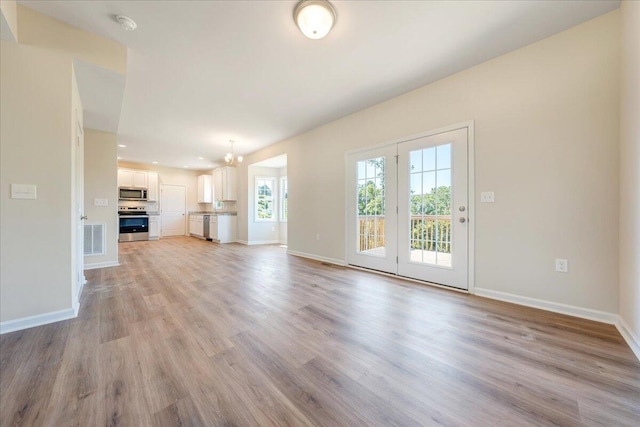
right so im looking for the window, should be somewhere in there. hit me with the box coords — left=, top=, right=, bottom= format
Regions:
left=280, top=177, right=288, bottom=221
left=255, top=177, right=276, bottom=221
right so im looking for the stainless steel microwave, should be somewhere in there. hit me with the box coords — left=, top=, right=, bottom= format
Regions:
left=119, top=187, right=148, bottom=201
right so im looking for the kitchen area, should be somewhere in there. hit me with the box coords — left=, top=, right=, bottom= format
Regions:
left=117, top=165, right=237, bottom=244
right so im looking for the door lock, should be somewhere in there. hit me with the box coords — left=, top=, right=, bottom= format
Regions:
left=459, top=206, right=466, bottom=212
left=459, top=217, right=466, bottom=223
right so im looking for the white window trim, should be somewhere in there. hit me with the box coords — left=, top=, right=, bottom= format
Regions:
left=255, top=176, right=277, bottom=222
left=280, top=176, right=288, bottom=223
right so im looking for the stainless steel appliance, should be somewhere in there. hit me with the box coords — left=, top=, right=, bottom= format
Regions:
left=203, top=214, right=211, bottom=240
left=119, top=187, right=148, bottom=201
left=118, top=206, right=149, bottom=242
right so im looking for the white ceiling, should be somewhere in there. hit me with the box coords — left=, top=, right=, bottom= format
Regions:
left=20, top=0, right=619, bottom=170
left=251, top=154, right=288, bottom=169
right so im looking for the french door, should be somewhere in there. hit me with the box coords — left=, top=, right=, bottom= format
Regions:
left=346, top=145, right=398, bottom=273
left=346, top=127, right=470, bottom=290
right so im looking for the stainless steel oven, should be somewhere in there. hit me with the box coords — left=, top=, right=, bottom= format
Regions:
left=118, top=207, right=149, bottom=242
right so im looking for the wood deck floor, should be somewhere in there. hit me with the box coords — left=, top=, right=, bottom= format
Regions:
left=1, top=237, right=639, bottom=426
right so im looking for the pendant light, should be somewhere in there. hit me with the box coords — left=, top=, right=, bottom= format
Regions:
left=293, top=0, right=337, bottom=40
left=224, top=140, right=243, bottom=166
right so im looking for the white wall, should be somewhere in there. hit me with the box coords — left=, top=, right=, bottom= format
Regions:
left=0, top=0, right=18, bottom=41
left=84, top=129, right=118, bottom=267
left=619, top=0, right=640, bottom=348
left=1, top=41, right=74, bottom=322
left=16, top=4, right=126, bottom=74
left=237, top=11, right=621, bottom=314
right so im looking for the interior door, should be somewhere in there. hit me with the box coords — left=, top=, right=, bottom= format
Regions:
left=397, top=128, right=468, bottom=289
left=161, top=184, right=186, bottom=236
left=346, top=145, right=398, bottom=274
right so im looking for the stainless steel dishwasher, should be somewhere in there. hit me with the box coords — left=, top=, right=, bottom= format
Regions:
left=202, top=214, right=211, bottom=240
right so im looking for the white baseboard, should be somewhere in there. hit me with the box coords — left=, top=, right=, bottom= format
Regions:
left=84, top=261, right=120, bottom=270
left=616, top=316, right=640, bottom=361
left=286, top=249, right=346, bottom=266
left=0, top=307, right=78, bottom=334
left=474, top=288, right=639, bottom=361
left=244, top=240, right=282, bottom=246
left=474, top=288, right=619, bottom=324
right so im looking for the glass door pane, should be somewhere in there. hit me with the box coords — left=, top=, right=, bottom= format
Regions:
left=357, top=157, right=386, bottom=257
left=409, top=144, right=452, bottom=267
left=346, top=145, right=398, bottom=274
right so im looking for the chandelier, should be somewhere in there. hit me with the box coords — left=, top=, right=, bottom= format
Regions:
left=224, top=140, right=243, bottom=166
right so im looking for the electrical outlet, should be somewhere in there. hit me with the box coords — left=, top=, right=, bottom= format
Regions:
left=271, top=226, right=275, bottom=232
left=555, top=258, right=568, bottom=273
left=481, top=191, right=495, bottom=203
left=316, top=233, right=320, bottom=241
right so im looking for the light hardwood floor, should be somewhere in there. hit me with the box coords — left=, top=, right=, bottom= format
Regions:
left=1, top=237, right=639, bottom=426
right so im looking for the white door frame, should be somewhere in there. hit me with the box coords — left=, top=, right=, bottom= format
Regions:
left=74, top=117, right=85, bottom=311
left=344, top=121, right=475, bottom=294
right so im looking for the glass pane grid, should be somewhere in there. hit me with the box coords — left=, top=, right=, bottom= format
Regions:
left=357, top=157, right=386, bottom=257
left=408, top=143, right=452, bottom=267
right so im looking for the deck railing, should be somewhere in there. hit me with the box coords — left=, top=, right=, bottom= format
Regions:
left=357, top=215, right=452, bottom=253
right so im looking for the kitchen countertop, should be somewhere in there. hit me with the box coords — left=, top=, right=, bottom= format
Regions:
left=188, top=211, right=237, bottom=216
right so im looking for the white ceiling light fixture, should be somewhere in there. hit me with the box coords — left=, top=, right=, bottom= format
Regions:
left=116, top=15, right=137, bottom=32
left=293, top=0, right=336, bottom=40
left=224, top=140, right=243, bottom=166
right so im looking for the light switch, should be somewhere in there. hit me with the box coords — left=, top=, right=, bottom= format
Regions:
left=481, top=191, right=495, bottom=203
left=11, top=184, right=37, bottom=200
left=94, top=198, right=109, bottom=206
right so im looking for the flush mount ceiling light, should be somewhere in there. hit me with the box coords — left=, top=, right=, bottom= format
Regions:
left=224, top=140, right=243, bottom=166
left=116, top=15, right=137, bottom=31
left=293, top=0, right=336, bottom=40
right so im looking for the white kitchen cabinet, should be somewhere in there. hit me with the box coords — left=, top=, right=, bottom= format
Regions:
left=197, top=174, right=212, bottom=203
left=189, top=214, right=204, bottom=238
left=118, top=168, right=151, bottom=189
left=209, top=215, right=236, bottom=243
left=149, top=215, right=160, bottom=240
left=147, top=172, right=159, bottom=202
left=213, top=167, right=237, bottom=201
left=117, top=169, right=133, bottom=187
left=189, top=216, right=197, bottom=235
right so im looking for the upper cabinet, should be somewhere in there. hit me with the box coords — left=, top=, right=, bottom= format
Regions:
left=118, top=168, right=159, bottom=203
left=197, top=174, right=213, bottom=203
left=213, top=166, right=237, bottom=201
left=118, top=169, right=147, bottom=188
left=147, top=172, right=159, bottom=202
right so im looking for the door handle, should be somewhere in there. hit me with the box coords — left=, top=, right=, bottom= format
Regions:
left=81, top=215, right=88, bottom=220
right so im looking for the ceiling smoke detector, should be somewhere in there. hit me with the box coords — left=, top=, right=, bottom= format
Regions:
left=116, top=15, right=137, bottom=31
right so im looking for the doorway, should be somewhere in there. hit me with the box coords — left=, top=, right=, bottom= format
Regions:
left=160, top=184, right=186, bottom=236
left=247, top=154, right=288, bottom=245
left=346, top=124, right=473, bottom=290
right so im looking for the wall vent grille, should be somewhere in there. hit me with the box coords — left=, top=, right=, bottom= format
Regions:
left=84, top=224, right=105, bottom=256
